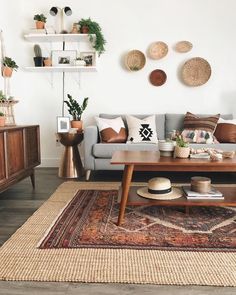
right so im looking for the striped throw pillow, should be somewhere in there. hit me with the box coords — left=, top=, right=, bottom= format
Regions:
left=183, top=112, right=220, bottom=132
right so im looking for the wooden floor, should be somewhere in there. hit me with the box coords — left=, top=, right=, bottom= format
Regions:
left=0, top=168, right=235, bottom=294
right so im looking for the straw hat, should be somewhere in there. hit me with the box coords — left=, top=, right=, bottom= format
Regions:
left=148, top=42, right=168, bottom=60
left=181, top=57, right=211, bottom=86
left=125, top=50, right=146, bottom=71
left=137, top=177, right=182, bottom=200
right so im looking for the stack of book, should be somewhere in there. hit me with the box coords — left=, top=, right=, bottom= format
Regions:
left=182, top=186, right=224, bottom=200
left=189, top=153, right=210, bottom=159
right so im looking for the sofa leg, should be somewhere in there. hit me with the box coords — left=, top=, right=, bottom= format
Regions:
left=86, top=170, right=91, bottom=181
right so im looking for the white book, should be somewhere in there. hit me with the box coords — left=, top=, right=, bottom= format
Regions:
left=182, top=186, right=224, bottom=200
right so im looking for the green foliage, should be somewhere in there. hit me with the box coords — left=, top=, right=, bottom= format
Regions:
left=0, top=112, right=4, bottom=117
left=64, top=94, right=89, bottom=121
left=34, top=44, right=42, bottom=57
left=78, top=18, right=106, bottom=56
left=175, top=135, right=189, bottom=148
left=3, top=57, right=18, bottom=71
left=0, top=90, right=6, bottom=102
left=34, top=14, right=47, bottom=23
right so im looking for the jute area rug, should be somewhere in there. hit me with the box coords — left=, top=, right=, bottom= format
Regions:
left=0, top=181, right=235, bottom=286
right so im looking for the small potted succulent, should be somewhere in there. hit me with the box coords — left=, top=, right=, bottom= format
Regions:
left=34, top=14, right=47, bottom=29
left=33, top=44, right=44, bottom=67
left=2, top=57, right=18, bottom=77
left=64, top=94, right=89, bottom=131
left=78, top=18, right=106, bottom=56
left=0, top=112, right=5, bottom=127
left=174, top=135, right=190, bottom=158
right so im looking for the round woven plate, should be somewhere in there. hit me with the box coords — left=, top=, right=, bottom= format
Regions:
left=125, top=50, right=146, bottom=71
left=149, top=69, right=167, bottom=86
left=148, top=42, right=168, bottom=60
left=175, top=41, right=193, bottom=53
left=181, top=57, right=211, bottom=86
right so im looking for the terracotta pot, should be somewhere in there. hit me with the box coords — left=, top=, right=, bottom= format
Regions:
left=36, top=21, right=45, bottom=29
left=44, top=58, right=52, bottom=67
left=71, top=120, right=83, bottom=131
left=0, top=116, right=5, bottom=127
left=2, top=66, right=13, bottom=78
left=81, top=26, right=89, bottom=34
left=174, top=146, right=190, bottom=158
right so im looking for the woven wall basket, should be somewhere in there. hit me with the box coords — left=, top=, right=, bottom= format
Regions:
left=125, top=50, right=146, bottom=71
left=148, top=41, right=168, bottom=60
left=175, top=41, right=193, bottom=53
left=181, top=57, right=211, bottom=86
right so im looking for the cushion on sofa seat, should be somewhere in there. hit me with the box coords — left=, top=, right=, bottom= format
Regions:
left=93, top=143, right=159, bottom=158
left=214, top=118, right=236, bottom=143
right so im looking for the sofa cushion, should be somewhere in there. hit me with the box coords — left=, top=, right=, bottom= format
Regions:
left=100, top=114, right=165, bottom=140
left=93, top=143, right=158, bottom=158
left=183, top=112, right=220, bottom=132
left=214, top=118, right=236, bottom=143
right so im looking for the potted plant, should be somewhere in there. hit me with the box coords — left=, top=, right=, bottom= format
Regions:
left=74, top=57, right=86, bottom=67
left=0, top=112, right=5, bottom=127
left=33, top=44, right=44, bottom=67
left=174, top=135, right=190, bottom=158
left=34, top=14, right=47, bottom=29
left=78, top=18, right=106, bottom=56
left=44, top=57, right=52, bottom=67
left=2, top=57, right=18, bottom=77
left=64, top=94, right=89, bottom=131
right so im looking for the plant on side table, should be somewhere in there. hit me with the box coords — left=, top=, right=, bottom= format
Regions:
left=0, top=112, right=5, bottom=127
left=34, top=13, right=47, bottom=29
left=64, top=94, right=89, bottom=131
left=174, top=135, right=190, bottom=158
left=78, top=18, right=106, bottom=56
left=2, top=57, right=18, bottom=78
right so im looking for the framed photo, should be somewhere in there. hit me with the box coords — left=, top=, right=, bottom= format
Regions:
left=80, top=51, right=95, bottom=66
left=57, top=116, right=70, bottom=133
left=52, top=50, right=77, bottom=66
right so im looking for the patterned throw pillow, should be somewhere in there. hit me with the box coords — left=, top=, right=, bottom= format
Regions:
left=95, top=116, right=127, bottom=143
left=181, top=129, right=218, bottom=144
left=183, top=112, right=220, bottom=132
left=214, top=118, right=236, bottom=143
left=126, top=115, right=158, bottom=143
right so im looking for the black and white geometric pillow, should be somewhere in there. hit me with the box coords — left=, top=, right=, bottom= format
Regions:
left=126, top=115, right=158, bottom=143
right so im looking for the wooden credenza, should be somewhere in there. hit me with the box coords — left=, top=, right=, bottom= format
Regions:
left=0, top=125, right=40, bottom=193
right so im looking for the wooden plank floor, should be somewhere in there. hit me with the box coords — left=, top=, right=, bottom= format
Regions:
left=0, top=168, right=235, bottom=294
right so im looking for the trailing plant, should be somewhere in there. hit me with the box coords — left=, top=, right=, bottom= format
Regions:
left=34, top=14, right=47, bottom=23
left=2, top=57, right=18, bottom=71
left=0, top=90, right=6, bottom=102
left=0, top=112, right=4, bottom=117
left=175, top=135, right=189, bottom=148
left=34, top=44, right=42, bottom=57
left=78, top=18, right=106, bottom=56
left=64, top=94, right=89, bottom=121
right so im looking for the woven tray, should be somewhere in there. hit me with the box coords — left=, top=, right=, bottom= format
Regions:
left=175, top=41, right=193, bottom=53
left=148, top=41, right=168, bottom=60
left=125, top=50, right=146, bottom=71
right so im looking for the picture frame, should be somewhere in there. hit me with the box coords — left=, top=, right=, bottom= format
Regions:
left=80, top=51, right=96, bottom=66
left=57, top=116, right=70, bottom=133
left=52, top=50, right=77, bottom=66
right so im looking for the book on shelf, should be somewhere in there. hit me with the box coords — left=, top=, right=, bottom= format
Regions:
left=190, top=153, right=210, bottom=159
left=182, top=186, right=224, bottom=200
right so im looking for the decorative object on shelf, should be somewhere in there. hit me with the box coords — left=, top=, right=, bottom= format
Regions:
left=64, top=94, right=89, bottom=131
left=80, top=52, right=95, bottom=66
left=33, top=44, right=44, bottom=67
left=78, top=18, right=106, bottom=56
left=74, top=57, right=86, bottom=67
left=49, top=7, right=72, bottom=33
left=174, top=134, right=190, bottom=158
left=175, top=41, right=193, bottom=53
left=57, top=116, right=70, bottom=133
left=0, top=112, right=5, bottom=127
left=149, top=69, right=167, bottom=86
left=52, top=50, right=77, bottom=66
left=2, top=56, right=18, bottom=77
left=71, top=23, right=79, bottom=34
left=125, top=50, right=146, bottom=71
left=190, top=176, right=211, bottom=194
left=44, top=57, right=52, bottom=67
left=181, top=57, right=211, bottom=86
left=34, top=14, right=47, bottom=29
left=148, top=41, right=168, bottom=59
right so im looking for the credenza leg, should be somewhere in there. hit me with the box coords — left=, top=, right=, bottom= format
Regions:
left=30, top=170, right=35, bottom=189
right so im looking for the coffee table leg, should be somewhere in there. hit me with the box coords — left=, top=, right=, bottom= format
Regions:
left=117, top=164, right=134, bottom=226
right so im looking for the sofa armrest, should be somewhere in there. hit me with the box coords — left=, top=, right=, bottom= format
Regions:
left=84, top=125, right=99, bottom=170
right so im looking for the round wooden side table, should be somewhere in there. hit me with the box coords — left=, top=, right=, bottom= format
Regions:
left=57, top=132, right=85, bottom=178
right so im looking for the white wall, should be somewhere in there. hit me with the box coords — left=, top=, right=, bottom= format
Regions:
left=1, top=0, right=236, bottom=166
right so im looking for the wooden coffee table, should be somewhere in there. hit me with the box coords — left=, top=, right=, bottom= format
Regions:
left=111, top=151, right=236, bottom=226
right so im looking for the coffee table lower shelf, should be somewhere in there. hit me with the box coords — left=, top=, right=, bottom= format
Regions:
left=118, top=186, right=236, bottom=207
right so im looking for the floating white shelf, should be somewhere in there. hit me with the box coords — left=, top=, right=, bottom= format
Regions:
left=24, top=33, right=95, bottom=43
left=24, top=66, right=97, bottom=72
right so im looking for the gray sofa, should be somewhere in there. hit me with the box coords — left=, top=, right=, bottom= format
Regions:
left=84, top=113, right=235, bottom=180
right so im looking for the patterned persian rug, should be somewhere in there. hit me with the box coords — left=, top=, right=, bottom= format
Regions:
left=39, top=189, right=236, bottom=251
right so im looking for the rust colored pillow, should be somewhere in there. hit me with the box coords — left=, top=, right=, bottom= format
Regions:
left=183, top=112, right=220, bottom=132
left=214, top=123, right=236, bottom=143
left=95, top=116, right=127, bottom=143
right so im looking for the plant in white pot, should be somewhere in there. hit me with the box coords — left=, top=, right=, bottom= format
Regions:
left=64, top=94, right=89, bottom=131
left=0, top=112, right=5, bottom=127
left=174, top=135, right=190, bottom=158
